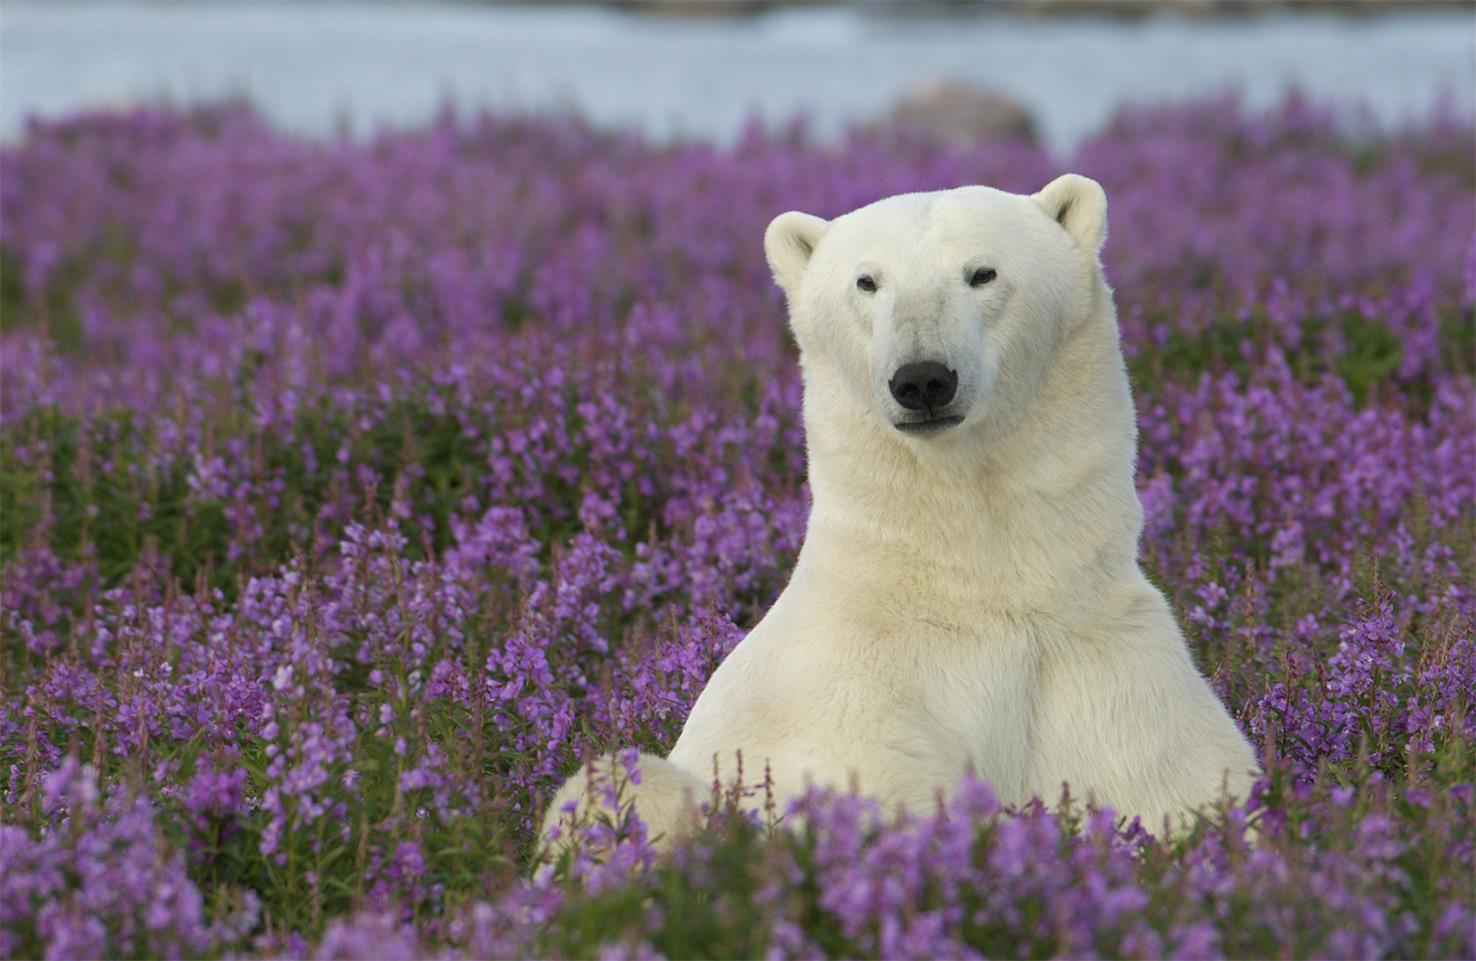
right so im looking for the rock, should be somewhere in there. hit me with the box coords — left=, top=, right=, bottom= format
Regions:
left=622, top=0, right=774, bottom=15
left=871, top=80, right=1037, bottom=147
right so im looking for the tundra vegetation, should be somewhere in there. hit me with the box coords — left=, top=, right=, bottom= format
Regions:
left=0, top=96, right=1472, bottom=959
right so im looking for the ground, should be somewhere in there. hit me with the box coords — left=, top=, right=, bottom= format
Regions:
left=0, top=96, right=1472, bottom=958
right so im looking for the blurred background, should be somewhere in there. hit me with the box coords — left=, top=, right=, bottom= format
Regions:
left=2, top=0, right=1472, bottom=156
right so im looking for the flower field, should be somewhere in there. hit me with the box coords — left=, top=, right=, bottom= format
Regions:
left=1, top=96, right=1473, bottom=959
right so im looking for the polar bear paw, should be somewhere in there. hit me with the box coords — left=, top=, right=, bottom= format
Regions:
left=538, top=750, right=707, bottom=867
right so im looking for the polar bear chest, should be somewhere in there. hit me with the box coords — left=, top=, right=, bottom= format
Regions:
left=668, top=601, right=1041, bottom=810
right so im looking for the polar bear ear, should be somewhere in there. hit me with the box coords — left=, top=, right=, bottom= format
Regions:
left=764, top=211, right=830, bottom=293
left=1032, top=174, right=1108, bottom=255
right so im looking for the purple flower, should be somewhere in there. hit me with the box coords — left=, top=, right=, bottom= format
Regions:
left=1, top=94, right=1472, bottom=959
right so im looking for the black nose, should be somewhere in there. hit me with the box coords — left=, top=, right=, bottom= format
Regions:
left=888, top=362, right=957, bottom=411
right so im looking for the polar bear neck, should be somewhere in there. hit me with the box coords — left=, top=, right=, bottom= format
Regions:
left=796, top=291, right=1144, bottom=613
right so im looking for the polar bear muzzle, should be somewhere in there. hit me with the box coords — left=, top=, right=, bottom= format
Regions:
left=888, top=361, right=964, bottom=434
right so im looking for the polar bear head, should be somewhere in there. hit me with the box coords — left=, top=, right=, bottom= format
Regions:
left=764, top=175, right=1110, bottom=458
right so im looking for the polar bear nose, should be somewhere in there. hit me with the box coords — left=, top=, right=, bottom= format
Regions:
left=888, top=362, right=958, bottom=411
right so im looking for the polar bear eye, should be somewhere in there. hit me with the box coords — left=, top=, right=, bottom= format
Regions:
left=856, top=275, right=878, bottom=293
left=969, top=267, right=998, bottom=287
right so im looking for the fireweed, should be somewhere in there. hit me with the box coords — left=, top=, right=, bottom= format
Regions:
left=0, top=95, right=1472, bottom=959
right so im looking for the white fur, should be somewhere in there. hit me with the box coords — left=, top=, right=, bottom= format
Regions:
left=540, top=176, right=1260, bottom=854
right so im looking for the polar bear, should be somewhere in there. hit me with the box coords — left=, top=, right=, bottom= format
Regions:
left=541, top=175, right=1260, bottom=854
